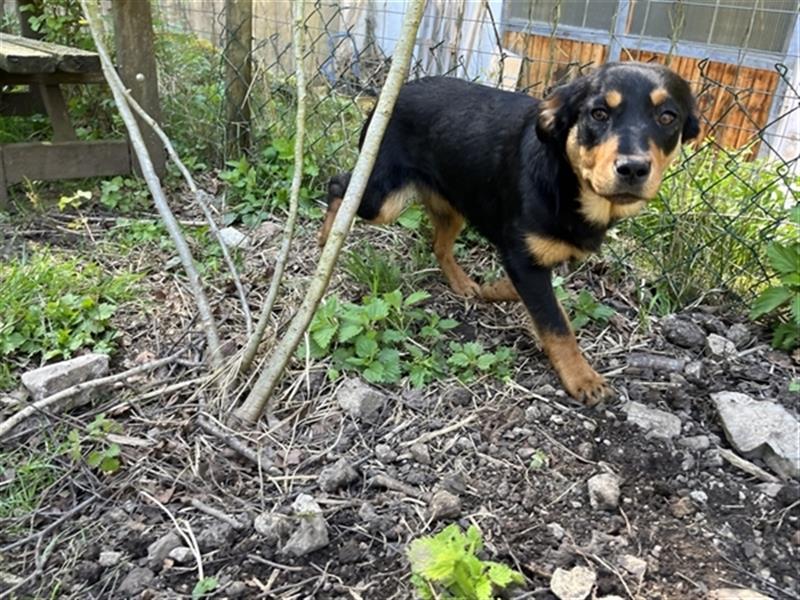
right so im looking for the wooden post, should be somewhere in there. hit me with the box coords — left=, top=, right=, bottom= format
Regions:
left=224, top=0, right=252, bottom=159
left=17, top=0, right=44, bottom=40
left=112, top=0, right=165, bottom=177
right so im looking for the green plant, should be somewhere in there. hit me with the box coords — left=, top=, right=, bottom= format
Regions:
left=408, top=524, right=524, bottom=600
left=0, top=249, right=137, bottom=362
left=344, top=244, right=404, bottom=295
left=750, top=236, right=800, bottom=351
left=21, top=1, right=93, bottom=49
left=447, top=341, right=514, bottom=383
left=192, top=577, right=218, bottom=599
left=553, top=276, right=615, bottom=330
left=64, top=414, right=123, bottom=474
left=0, top=451, right=57, bottom=519
left=99, top=176, right=151, bottom=213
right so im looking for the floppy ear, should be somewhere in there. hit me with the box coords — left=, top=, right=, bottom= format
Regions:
left=682, top=111, right=700, bottom=141
left=536, top=75, right=592, bottom=146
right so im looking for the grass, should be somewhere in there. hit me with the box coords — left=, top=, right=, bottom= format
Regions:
left=0, top=449, right=58, bottom=520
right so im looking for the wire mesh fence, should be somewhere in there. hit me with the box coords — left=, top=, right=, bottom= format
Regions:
left=153, top=1, right=799, bottom=307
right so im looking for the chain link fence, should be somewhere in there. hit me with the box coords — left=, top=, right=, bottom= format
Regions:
left=152, top=0, right=798, bottom=308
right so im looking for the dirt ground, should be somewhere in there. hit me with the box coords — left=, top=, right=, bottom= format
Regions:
left=1, top=203, right=798, bottom=600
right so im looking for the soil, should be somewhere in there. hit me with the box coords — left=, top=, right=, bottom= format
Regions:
left=0, top=205, right=798, bottom=600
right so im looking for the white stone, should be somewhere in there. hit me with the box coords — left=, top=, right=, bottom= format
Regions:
left=550, top=565, right=597, bottom=600
left=624, top=401, right=682, bottom=439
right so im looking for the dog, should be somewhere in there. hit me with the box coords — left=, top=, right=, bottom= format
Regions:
left=319, top=62, right=699, bottom=405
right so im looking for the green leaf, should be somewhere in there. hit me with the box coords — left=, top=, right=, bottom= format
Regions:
left=338, top=322, right=363, bottom=343
left=378, top=348, right=402, bottom=383
left=99, top=456, right=120, bottom=474
left=363, top=361, right=386, bottom=383
left=750, top=286, right=793, bottom=319
left=383, top=290, right=403, bottom=311
left=476, top=353, right=496, bottom=371
left=311, top=323, right=338, bottom=351
left=354, top=335, right=379, bottom=359
left=86, top=450, right=103, bottom=467
left=767, top=242, right=800, bottom=276
left=438, top=318, right=459, bottom=330
left=448, top=352, right=470, bottom=367
left=192, top=577, right=218, bottom=599
left=486, top=561, right=525, bottom=586
left=772, top=322, right=799, bottom=350
left=792, top=293, right=800, bottom=325
left=475, top=576, right=493, bottom=600
left=404, top=290, right=431, bottom=307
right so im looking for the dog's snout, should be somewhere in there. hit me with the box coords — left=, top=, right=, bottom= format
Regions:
left=615, top=157, right=651, bottom=184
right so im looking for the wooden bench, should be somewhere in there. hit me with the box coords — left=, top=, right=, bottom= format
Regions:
left=0, top=33, right=132, bottom=206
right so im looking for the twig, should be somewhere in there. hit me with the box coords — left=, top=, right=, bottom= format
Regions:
left=0, top=351, right=184, bottom=439
left=370, top=473, right=430, bottom=501
left=0, top=496, right=98, bottom=553
left=188, top=498, right=247, bottom=530
left=234, top=0, right=427, bottom=423
left=80, top=0, right=222, bottom=368
left=196, top=414, right=272, bottom=468
left=400, top=414, right=478, bottom=447
left=717, top=448, right=780, bottom=483
left=238, top=0, right=308, bottom=376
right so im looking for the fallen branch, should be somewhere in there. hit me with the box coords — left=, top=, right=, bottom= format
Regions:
left=81, top=0, right=222, bottom=367
left=0, top=351, right=184, bottom=439
left=238, top=0, right=308, bottom=376
left=234, top=0, right=426, bottom=423
left=717, top=448, right=780, bottom=483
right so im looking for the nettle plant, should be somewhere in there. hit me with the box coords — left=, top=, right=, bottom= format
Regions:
left=301, top=290, right=514, bottom=386
left=408, top=524, right=524, bottom=600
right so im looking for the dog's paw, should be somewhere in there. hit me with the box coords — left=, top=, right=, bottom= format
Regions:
left=450, top=276, right=482, bottom=298
left=562, top=367, right=614, bottom=406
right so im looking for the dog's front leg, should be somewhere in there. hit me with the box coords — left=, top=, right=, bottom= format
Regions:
left=502, top=248, right=613, bottom=406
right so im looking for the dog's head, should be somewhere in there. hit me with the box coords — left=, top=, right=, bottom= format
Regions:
left=537, top=62, right=699, bottom=207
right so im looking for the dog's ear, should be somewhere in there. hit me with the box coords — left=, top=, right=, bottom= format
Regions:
left=682, top=111, right=700, bottom=141
left=536, top=75, right=592, bottom=146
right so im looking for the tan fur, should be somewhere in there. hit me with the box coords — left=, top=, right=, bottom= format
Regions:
left=318, top=196, right=342, bottom=247
left=605, top=90, right=622, bottom=108
left=369, top=185, right=417, bottom=224
left=525, top=233, right=588, bottom=267
left=480, top=277, right=520, bottom=302
left=538, top=329, right=611, bottom=405
left=537, top=95, right=561, bottom=133
left=650, top=87, right=669, bottom=106
left=644, top=137, right=681, bottom=197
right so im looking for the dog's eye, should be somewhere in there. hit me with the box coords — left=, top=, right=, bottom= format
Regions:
left=591, top=108, right=609, bottom=122
left=658, top=111, right=677, bottom=126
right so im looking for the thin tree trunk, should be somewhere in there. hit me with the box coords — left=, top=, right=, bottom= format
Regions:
left=80, top=0, right=223, bottom=368
left=238, top=0, right=308, bottom=377
left=234, top=0, right=426, bottom=424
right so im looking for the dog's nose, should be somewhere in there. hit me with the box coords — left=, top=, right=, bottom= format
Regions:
left=615, top=157, right=651, bottom=184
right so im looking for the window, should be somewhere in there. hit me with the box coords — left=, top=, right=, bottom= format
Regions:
left=628, top=0, right=796, bottom=54
left=506, top=0, right=619, bottom=32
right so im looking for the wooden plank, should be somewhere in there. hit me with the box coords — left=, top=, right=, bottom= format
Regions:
left=38, top=84, right=76, bottom=142
left=0, top=34, right=100, bottom=73
left=0, top=71, right=105, bottom=85
left=2, top=140, right=131, bottom=184
left=0, top=38, right=57, bottom=73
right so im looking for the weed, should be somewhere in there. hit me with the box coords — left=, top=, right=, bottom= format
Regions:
left=344, top=244, right=404, bottom=295
left=0, top=249, right=137, bottom=362
left=0, top=451, right=57, bottom=519
left=447, top=341, right=514, bottom=383
left=192, top=577, right=218, bottom=599
left=408, top=524, right=524, bottom=600
left=553, top=276, right=616, bottom=330
left=64, top=414, right=124, bottom=475
left=99, top=176, right=151, bottom=214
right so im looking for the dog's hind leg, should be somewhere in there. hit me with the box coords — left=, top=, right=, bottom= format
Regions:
left=480, top=276, right=521, bottom=302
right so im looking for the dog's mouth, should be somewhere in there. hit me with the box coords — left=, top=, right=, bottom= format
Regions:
left=604, top=193, right=647, bottom=205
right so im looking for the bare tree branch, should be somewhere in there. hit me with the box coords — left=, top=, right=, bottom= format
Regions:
left=238, top=0, right=308, bottom=376
left=80, top=0, right=223, bottom=367
left=234, top=0, right=426, bottom=423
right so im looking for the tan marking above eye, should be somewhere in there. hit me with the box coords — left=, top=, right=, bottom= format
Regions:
left=605, top=90, right=622, bottom=108
left=650, top=87, right=669, bottom=106
left=525, top=233, right=589, bottom=267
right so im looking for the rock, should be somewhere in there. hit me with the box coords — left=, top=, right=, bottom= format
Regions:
left=678, top=435, right=711, bottom=451
left=21, top=353, right=109, bottom=410
left=318, top=458, right=358, bottom=492
left=619, top=554, right=647, bottom=579
left=712, top=391, right=800, bottom=479
left=196, top=522, right=235, bottom=552
left=336, top=379, right=386, bottom=423
left=706, top=333, right=737, bottom=358
left=707, top=589, right=772, bottom=600
left=587, top=473, right=621, bottom=510
left=98, top=550, right=122, bottom=567
left=147, top=531, right=181, bottom=567
left=623, top=402, right=682, bottom=439
left=254, top=220, right=281, bottom=241
left=550, top=565, right=597, bottom=600
left=547, top=522, right=566, bottom=541
left=168, top=546, right=193, bottom=563
left=689, top=490, right=708, bottom=504
left=375, top=443, right=396, bottom=463
left=792, top=530, right=800, bottom=546
left=218, top=226, right=250, bottom=249
left=427, top=489, right=461, bottom=520
left=410, top=442, right=431, bottom=465
left=281, top=494, right=329, bottom=557
left=756, top=483, right=783, bottom=498
left=254, top=512, right=292, bottom=545
left=74, top=561, right=102, bottom=585
left=670, top=496, right=695, bottom=518
left=726, top=323, right=752, bottom=348
left=661, top=316, right=705, bottom=348
left=683, top=360, right=705, bottom=383
left=117, top=567, right=154, bottom=597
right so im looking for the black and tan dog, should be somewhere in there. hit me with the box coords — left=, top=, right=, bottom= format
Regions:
left=319, top=62, right=699, bottom=405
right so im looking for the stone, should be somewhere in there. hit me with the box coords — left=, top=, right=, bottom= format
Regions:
left=98, top=550, right=122, bottom=568
left=410, top=442, right=431, bottom=465
left=756, top=483, right=783, bottom=498
left=254, top=512, right=291, bottom=545
left=726, top=323, right=752, bottom=348
left=547, top=522, right=566, bottom=540
left=587, top=473, right=621, bottom=510
left=374, top=443, right=396, bottom=463
left=712, top=391, right=800, bottom=479
left=550, top=565, right=597, bottom=600
left=336, top=379, right=386, bottom=423
left=670, top=496, right=695, bottom=518
left=689, top=490, right=708, bottom=504
left=318, top=458, right=358, bottom=492
left=147, top=531, right=182, bottom=567
left=281, top=494, right=329, bottom=557
left=168, top=546, right=193, bottom=563
left=196, top=522, right=235, bottom=552
left=21, top=353, right=109, bottom=410
left=117, top=567, right=154, bottom=597
left=678, top=435, right=711, bottom=451
left=661, top=316, right=705, bottom=348
left=623, top=402, right=682, bottom=439
left=706, top=334, right=737, bottom=358
left=683, top=360, right=705, bottom=383
left=218, top=226, right=250, bottom=249
left=707, top=589, right=772, bottom=600
left=619, top=554, right=647, bottom=579
left=427, top=489, right=461, bottom=520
